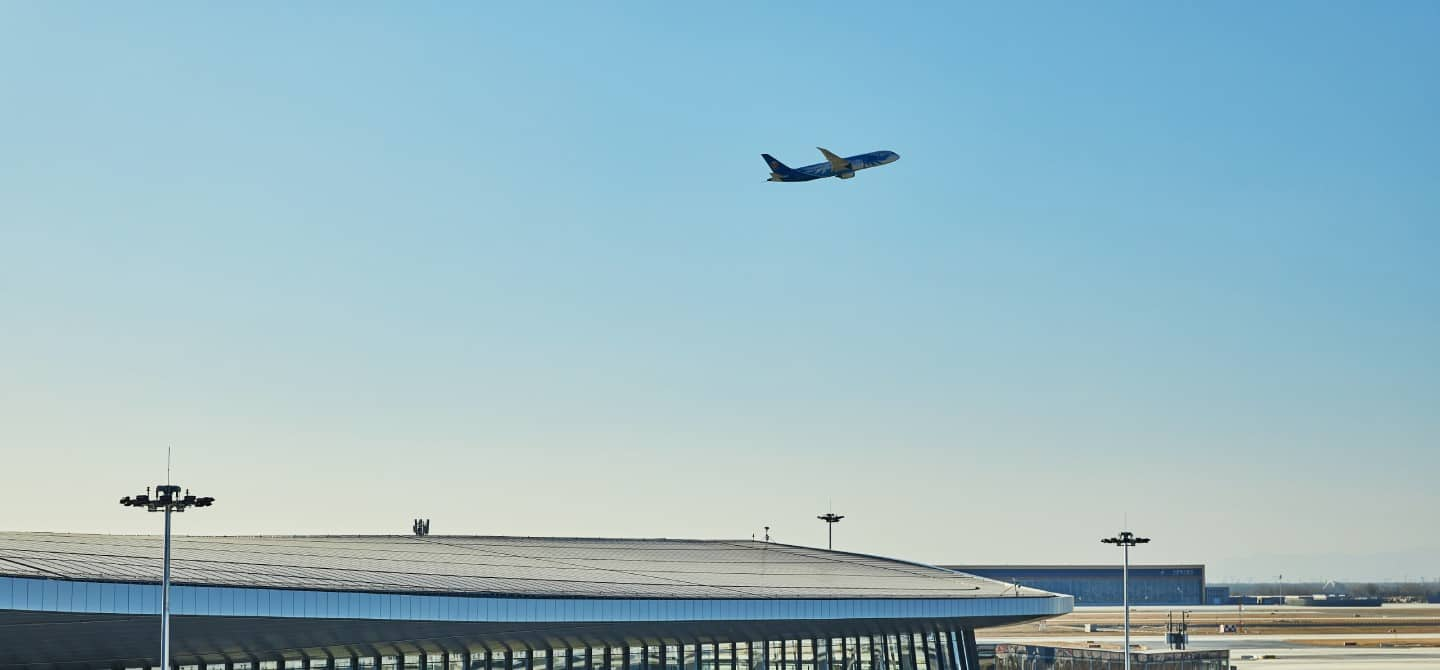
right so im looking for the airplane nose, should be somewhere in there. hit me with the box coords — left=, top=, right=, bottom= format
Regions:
left=889, top=152, right=900, bottom=161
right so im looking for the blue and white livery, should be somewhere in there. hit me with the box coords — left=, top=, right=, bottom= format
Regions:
left=762, top=147, right=900, bottom=182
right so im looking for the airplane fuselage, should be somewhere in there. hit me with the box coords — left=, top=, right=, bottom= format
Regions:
left=764, top=149, right=899, bottom=182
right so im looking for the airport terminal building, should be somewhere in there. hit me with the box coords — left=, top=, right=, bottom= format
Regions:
left=0, top=534, right=1071, bottom=670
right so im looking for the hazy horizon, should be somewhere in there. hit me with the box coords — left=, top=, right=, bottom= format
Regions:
left=3, top=3, right=1436, bottom=584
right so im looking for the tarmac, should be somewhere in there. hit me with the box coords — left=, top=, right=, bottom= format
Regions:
left=982, top=604, right=1440, bottom=669
left=984, top=633, right=1440, bottom=668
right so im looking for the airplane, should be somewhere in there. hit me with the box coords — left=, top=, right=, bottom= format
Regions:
left=762, top=147, right=900, bottom=182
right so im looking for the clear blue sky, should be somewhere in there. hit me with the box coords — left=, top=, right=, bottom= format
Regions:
left=2, top=3, right=1436, bottom=581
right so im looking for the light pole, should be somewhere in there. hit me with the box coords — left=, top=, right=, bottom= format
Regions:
left=1102, top=530, right=1150, bottom=670
left=121, top=485, right=215, bottom=670
left=1182, top=609, right=1191, bottom=649
left=817, top=513, right=844, bottom=550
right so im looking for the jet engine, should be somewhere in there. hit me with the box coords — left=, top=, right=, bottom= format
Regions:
left=837, top=171, right=856, bottom=179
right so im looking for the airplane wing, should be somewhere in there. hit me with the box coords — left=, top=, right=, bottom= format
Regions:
left=817, top=147, right=852, bottom=172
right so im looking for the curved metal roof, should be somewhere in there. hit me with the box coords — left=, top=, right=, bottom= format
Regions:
left=0, top=533, right=1035, bottom=600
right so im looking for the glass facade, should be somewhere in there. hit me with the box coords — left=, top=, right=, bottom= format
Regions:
left=1, top=579, right=1024, bottom=670
left=95, top=633, right=984, bottom=670
left=0, top=576, right=1070, bottom=623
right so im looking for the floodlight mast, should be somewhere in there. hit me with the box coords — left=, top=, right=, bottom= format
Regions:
left=1101, top=530, right=1150, bottom=670
left=120, top=485, right=215, bottom=670
left=817, top=513, right=844, bottom=550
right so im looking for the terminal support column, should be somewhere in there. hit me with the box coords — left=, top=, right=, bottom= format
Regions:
left=947, top=629, right=976, bottom=670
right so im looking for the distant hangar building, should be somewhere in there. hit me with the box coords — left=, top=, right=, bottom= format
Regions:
left=942, top=565, right=1205, bottom=607
left=0, top=534, right=1071, bottom=670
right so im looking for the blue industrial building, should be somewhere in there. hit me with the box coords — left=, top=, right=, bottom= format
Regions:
left=943, top=565, right=1205, bottom=607
left=1204, top=586, right=1231, bottom=605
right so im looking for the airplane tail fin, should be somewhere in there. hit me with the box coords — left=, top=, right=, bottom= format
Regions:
left=762, top=154, right=794, bottom=173
left=762, top=153, right=798, bottom=181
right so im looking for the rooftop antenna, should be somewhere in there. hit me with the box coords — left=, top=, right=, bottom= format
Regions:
left=167, top=446, right=172, bottom=486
